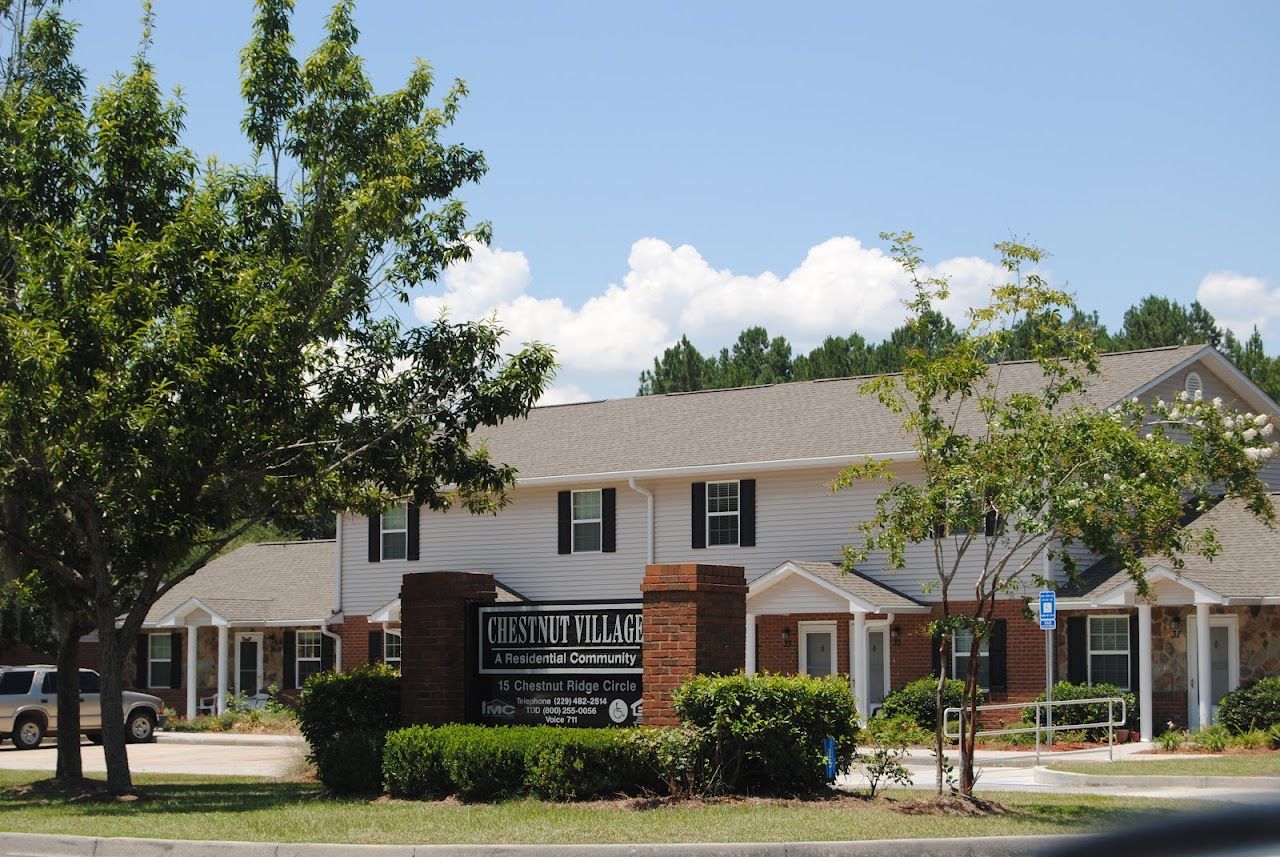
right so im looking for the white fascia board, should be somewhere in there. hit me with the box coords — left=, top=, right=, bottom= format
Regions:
left=153, top=596, right=230, bottom=628
left=514, top=451, right=918, bottom=487
left=369, top=597, right=402, bottom=624
left=748, top=561, right=930, bottom=615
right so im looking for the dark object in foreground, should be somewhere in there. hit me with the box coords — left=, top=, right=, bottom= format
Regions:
left=1043, top=800, right=1280, bottom=857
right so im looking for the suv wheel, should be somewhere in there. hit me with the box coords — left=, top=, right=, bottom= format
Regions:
left=12, top=716, right=44, bottom=750
left=126, top=710, right=156, bottom=743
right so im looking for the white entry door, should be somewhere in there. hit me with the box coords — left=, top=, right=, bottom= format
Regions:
left=1187, top=616, right=1239, bottom=729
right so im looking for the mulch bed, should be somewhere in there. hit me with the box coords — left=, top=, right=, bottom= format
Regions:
left=891, top=794, right=1009, bottom=816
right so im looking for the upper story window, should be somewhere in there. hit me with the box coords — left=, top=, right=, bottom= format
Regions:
left=572, top=490, right=602, bottom=553
left=707, top=480, right=740, bottom=546
left=149, top=633, right=173, bottom=688
left=1088, top=615, right=1130, bottom=689
left=381, top=505, right=408, bottom=561
left=384, top=631, right=402, bottom=668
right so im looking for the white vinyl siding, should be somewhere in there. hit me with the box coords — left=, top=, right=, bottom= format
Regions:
left=1088, top=615, right=1130, bottom=689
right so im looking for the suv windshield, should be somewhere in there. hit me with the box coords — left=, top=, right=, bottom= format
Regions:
left=0, top=670, right=35, bottom=695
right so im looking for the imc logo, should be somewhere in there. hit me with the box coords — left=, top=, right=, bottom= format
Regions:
left=482, top=699, right=515, bottom=717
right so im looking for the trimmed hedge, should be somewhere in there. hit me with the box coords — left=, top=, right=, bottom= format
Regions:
left=672, top=672, right=859, bottom=794
left=1024, top=681, right=1137, bottom=737
left=878, top=675, right=971, bottom=731
left=382, top=724, right=656, bottom=801
left=295, top=664, right=401, bottom=793
left=1219, top=677, right=1280, bottom=734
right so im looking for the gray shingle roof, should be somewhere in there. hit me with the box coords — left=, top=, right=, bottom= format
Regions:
left=477, top=345, right=1208, bottom=480
left=788, top=561, right=928, bottom=611
left=145, top=540, right=335, bottom=627
left=1068, top=495, right=1280, bottom=600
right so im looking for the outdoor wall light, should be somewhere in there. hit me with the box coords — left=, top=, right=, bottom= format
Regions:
left=891, top=626, right=902, bottom=646
left=1170, top=615, right=1182, bottom=638
left=781, top=627, right=791, bottom=646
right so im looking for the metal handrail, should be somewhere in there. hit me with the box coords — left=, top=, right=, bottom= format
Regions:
left=943, top=696, right=1128, bottom=764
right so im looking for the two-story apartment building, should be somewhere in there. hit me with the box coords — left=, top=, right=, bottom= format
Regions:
left=316, top=345, right=1280, bottom=739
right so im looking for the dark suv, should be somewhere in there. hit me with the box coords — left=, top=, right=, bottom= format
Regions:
left=0, top=666, right=166, bottom=750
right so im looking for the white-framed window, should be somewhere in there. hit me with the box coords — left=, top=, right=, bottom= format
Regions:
left=571, top=490, right=602, bottom=553
left=384, top=630, right=402, bottom=668
left=1088, top=615, right=1130, bottom=689
left=706, top=480, right=740, bottom=547
left=296, top=630, right=323, bottom=687
left=381, top=505, right=408, bottom=561
left=952, top=628, right=990, bottom=689
left=148, top=633, right=173, bottom=689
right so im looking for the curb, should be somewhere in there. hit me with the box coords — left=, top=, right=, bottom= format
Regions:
left=155, top=732, right=306, bottom=747
left=1034, top=766, right=1280, bottom=790
left=0, top=832, right=1079, bottom=857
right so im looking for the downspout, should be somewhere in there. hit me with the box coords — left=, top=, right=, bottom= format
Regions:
left=320, top=626, right=343, bottom=674
left=628, top=477, right=654, bottom=564
left=333, top=513, right=343, bottom=615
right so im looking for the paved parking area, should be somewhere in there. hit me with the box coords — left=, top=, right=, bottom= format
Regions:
left=0, top=740, right=303, bottom=777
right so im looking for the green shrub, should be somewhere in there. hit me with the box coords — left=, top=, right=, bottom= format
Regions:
left=1024, top=681, right=1136, bottom=739
left=295, top=663, right=401, bottom=760
left=1269, top=723, right=1280, bottom=750
left=1218, top=677, right=1280, bottom=734
left=672, top=672, right=859, bottom=794
left=1157, top=728, right=1187, bottom=751
left=381, top=723, right=652, bottom=801
left=624, top=727, right=714, bottom=797
left=857, top=715, right=925, bottom=798
left=1230, top=728, right=1271, bottom=750
left=1195, top=724, right=1230, bottom=752
left=315, top=729, right=385, bottom=794
left=382, top=725, right=450, bottom=798
left=878, top=676, right=971, bottom=731
left=295, top=663, right=400, bottom=791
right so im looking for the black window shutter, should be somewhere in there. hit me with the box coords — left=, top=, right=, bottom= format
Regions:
left=989, top=619, right=1008, bottom=693
left=739, top=479, right=756, bottom=547
left=557, top=491, right=572, bottom=554
left=170, top=631, right=183, bottom=689
left=691, top=482, right=707, bottom=549
left=1067, top=616, right=1087, bottom=684
left=601, top=488, right=617, bottom=553
left=320, top=633, right=336, bottom=673
left=283, top=630, right=296, bottom=689
left=368, top=513, right=381, bottom=563
left=369, top=630, right=383, bottom=665
left=1128, top=613, right=1140, bottom=692
left=136, top=636, right=148, bottom=688
left=931, top=631, right=942, bottom=677
left=407, top=505, right=420, bottom=561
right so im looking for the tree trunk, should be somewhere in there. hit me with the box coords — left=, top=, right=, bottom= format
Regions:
left=95, top=610, right=133, bottom=796
left=960, top=631, right=983, bottom=795
left=52, top=609, right=82, bottom=783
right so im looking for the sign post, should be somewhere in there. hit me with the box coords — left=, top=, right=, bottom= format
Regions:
left=1039, top=591, right=1056, bottom=747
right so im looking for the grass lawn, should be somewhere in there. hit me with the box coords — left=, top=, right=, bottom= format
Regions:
left=0, top=770, right=1206, bottom=845
left=1050, top=755, right=1280, bottom=778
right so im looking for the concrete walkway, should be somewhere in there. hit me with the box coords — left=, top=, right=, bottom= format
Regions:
left=0, top=739, right=304, bottom=777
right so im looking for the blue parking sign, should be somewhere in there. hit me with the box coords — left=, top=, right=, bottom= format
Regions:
left=1039, top=591, right=1056, bottom=630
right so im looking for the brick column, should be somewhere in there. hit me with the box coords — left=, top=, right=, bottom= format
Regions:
left=400, top=571, right=497, bottom=725
left=641, top=563, right=747, bottom=726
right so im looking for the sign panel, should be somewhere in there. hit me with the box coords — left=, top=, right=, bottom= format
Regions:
left=1038, top=590, right=1057, bottom=630
left=474, top=602, right=643, bottom=727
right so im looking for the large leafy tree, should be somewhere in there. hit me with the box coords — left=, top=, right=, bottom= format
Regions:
left=0, top=0, right=554, bottom=795
left=838, top=233, right=1275, bottom=796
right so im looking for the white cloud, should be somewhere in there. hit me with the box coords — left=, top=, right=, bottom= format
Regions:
left=413, top=237, right=1009, bottom=399
left=1196, top=272, right=1280, bottom=345
left=537, top=383, right=595, bottom=407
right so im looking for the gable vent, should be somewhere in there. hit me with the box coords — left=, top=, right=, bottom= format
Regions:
left=1184, top=371, right=1203, bottom=397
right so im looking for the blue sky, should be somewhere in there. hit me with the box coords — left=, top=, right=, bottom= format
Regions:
left=68, top=1, right=1279, bottom=401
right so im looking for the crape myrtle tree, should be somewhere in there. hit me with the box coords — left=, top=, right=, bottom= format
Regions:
left=0, top=0, right=555, bottom=795
left=838, top=233, right=1276, bottom=796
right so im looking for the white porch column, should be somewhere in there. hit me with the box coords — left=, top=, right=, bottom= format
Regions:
left=1137, top=605, right=1152, bottom=742
left=185, top=625, right=199, bottom=720
left=853, top=612, right=869, bottom=723
left=216, top=624, right=229, bottom=714
left=745, top=613, right=757, bottom=674
left=1196, top=603, right=1212, bottom=728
